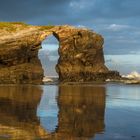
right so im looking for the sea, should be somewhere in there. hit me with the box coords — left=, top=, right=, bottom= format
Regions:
left=0, top=83, right=140, bottom=140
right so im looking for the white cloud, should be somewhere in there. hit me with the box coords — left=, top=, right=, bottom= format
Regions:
left=134, top=31, right=140, bottom=35
left=106, top=24, right=130, bottom=31
left=70, top=1, right=85, bottom=9
left=76, top=25, right=87, bottom=28
left=114, top=39, right=138, bottom=44
left=69, top=0, right=95, bottom=10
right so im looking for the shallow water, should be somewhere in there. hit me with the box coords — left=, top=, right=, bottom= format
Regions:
left=0, top=84, right=140, bottom=140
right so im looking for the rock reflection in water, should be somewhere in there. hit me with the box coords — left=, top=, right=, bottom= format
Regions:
left=37, top=86, right=59, bottom=133
left=0, top=85, right=48, bottom=140
left=55, top=85, right=106, bottom=139
left=0, top=85, right=106, bottom=140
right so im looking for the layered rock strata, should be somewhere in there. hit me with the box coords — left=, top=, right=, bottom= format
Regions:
left=0, top=23, right=120, bottom=84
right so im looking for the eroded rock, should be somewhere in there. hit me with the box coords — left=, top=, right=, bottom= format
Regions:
left=0, top=23, right=120, bottom=84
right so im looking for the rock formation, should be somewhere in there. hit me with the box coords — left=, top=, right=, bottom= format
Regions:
left=0, top=22, right=120, bottom=84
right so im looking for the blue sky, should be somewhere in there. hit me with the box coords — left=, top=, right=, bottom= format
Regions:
left=0, top=0, right=140, bottom=55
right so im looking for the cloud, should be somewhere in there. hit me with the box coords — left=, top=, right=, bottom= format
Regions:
left=106, top=24, right=130, bottom=31
left=69, top=0, right=96, bottom=10
left=0, top=0, right=70, bottom=22
left=69, top=0, right=85, bottom=9
left=1, top=0, right=140, bottom=24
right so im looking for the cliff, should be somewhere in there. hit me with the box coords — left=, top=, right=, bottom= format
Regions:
left=0, top=22, right=119, bottom=84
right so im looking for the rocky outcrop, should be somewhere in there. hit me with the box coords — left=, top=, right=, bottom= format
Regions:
left=0, top=22, right=120, bottom=84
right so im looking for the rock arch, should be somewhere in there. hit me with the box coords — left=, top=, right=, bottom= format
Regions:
left=38, top=34, right=59, bottom=77
left=0, top=24, right=120, bottom=84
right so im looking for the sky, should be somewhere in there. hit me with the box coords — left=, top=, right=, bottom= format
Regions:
left=0, top=0, right=140, bottom=55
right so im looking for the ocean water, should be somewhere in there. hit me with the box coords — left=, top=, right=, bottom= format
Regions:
left=0, top=84, right=140, bottom=140
left=105, top=54, right=140, bottom=75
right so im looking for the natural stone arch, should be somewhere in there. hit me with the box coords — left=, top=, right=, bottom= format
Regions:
left=0, top=24, right=120, bottom=84
left=38, top=34, right=59, bottom=77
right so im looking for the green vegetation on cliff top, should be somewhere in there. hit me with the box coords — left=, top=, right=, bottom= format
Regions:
left=39, top=25, right=55, bottom=31
left=0, top=22, right=29, bottom=32
left=0, top=22, right=54, bottom=33
left=0, top=22, right=28, bottom=27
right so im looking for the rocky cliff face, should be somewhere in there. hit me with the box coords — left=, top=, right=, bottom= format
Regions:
left=54, top=26, right=120, bottom=82
left=0, top=22, right=119, bottom=84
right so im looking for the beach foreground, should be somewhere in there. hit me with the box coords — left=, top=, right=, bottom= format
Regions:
left=0, top=83, right=139, bottom=140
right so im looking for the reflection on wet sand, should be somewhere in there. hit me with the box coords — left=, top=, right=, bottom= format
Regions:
left=55, top=85, right=106, bottom=140
left=0, top=85, right=106, bottom=140
left=0, top=85, right=48, bottom=140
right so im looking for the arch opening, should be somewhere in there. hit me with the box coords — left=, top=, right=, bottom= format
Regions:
left=38, top=35, right=59, bottom=80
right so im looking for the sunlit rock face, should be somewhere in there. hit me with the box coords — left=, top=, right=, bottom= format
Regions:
left=0, top=24, right=44, bottom=84
left=54, top=26, right=120, bottom=82
left=0, top=23, right=120, bottom=84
